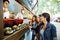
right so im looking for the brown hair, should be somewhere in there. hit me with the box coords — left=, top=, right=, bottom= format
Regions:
left=32, top=15, right=37, bottom=22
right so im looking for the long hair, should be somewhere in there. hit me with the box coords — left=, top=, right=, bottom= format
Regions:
left=32, top=15, right=37, bottom=22
left=42, top=13, right=50, bottom=22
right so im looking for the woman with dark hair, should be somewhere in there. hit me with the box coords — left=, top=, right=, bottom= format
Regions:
left=34, top=16, right=41, bottom=40
left=37, top=13, right=57, bottom=40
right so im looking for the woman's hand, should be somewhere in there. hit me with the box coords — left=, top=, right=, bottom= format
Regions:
left=34, top=36, right=38, bottom=40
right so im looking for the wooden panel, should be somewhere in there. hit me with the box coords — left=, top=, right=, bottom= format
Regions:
left=0, top=0, right=4, bottom=40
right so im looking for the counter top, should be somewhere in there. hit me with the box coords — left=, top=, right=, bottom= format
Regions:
left=3, top=24, right=29, bottom=40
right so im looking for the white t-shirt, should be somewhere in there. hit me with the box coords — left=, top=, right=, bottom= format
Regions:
left=3, top=11, right=10, bottom=18
left=3, top=8, right=10, bottom=18
left=40, top=29, right=44, bottom=40
left=16, top=12, right=23, bottom=19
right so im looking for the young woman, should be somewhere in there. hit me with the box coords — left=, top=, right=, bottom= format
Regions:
left=31, top=15, right=37, bottom=29
left=34, top=16, right=41, bottom=40
left=24, top=15, right=37, bottom=40
left=33, top=15, right=42, bottom=40
left=31, top=15, right=38, bottom=40
left=38, top=13, right=57, bottom=40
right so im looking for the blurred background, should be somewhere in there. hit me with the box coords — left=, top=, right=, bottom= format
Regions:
left=3, top=0, right=60, bottom=40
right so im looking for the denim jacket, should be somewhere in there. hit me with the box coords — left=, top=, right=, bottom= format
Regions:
left=38, top=22, right=57, bottom=40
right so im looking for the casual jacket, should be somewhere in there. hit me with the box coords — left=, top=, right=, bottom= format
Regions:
left=32, top=23, right=57, bottom=40
left=38, top=22, right=57, bottom=40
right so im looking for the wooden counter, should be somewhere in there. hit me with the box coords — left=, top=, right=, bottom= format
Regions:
left=3, top=25, right=29, bottom=40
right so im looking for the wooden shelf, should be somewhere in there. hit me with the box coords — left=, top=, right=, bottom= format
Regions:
left=3, top=25, right=29, bottom=40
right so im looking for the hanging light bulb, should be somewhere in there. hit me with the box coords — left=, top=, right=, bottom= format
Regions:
left=22, top=10, right=24, bottom=13
left=21, top=9, right=25, bottom=14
